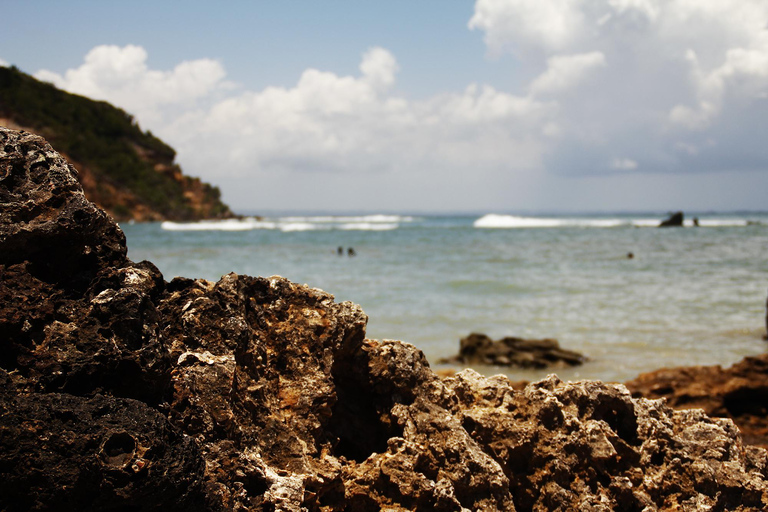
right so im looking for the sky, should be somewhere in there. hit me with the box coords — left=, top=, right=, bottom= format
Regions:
left=2, top=0, right=768, bottom=214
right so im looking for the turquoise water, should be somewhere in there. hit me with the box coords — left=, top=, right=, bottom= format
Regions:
left=121, top=213, right=768, bottom=383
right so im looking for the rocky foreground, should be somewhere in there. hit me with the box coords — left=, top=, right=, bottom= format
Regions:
left=2, top=126, right=768, bottom=511
left=626, top=355, right=768, bottom=450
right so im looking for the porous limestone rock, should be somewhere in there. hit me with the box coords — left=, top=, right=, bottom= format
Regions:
left=0, top=377, right=206, bottom=511
left=626, top=354, right=768, bottom=449
left=2, top=126, right=768, bottom=510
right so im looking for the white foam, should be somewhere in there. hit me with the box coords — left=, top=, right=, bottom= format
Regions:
left=691, top=219, right=749, bottom=227
left=339, top=223, right=399, bottom=231
left=473, top=214, right=761, bottom=229
left=161, top=214, right=407, bottom=232
left=473, top=214, right=630, bottom=229
left=161, top=218, right=276, bottom=231
left=630, top=218, right=752, bottom=228
left=280, top=214, right=412, bottom=224
left=279, top=222, right=319, bottom=232
left=631, top=219, right=664, bottom=228
left=474, top=214, right=563, bottom=228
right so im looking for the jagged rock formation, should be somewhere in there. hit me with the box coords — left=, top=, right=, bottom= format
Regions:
left=659, top=211, right=684, bottom=227
left=626, top=355, right=768, bottom=449
left=438, top=332, right=586, bottom=368
left=0, top=65, right=235, bottom=221
left=3, top=126, right=768, bottom=510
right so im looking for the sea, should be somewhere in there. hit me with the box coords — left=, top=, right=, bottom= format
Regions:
left=120, top=212, right=768, bottom=384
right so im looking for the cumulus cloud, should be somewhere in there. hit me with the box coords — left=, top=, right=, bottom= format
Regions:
left=359, top=47, right=399, bottom=91
left=38, top=44, right=558, bottom=209
left=529, top=52, right=606, bottom=96
left=0, top=58, right=9, bottom=67
left=31, top=0, right=768, bottom=210
left=168, top=50, right=551, bottom=180
left=35, top=45, right=228, bottom=126
left=611, top=158, right=639, bottom=171
left=469, top=0, right=585, bottom=56
left=470, top=0, right=768, bottom=177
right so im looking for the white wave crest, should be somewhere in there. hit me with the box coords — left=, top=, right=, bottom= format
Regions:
left=280, top=214, right=412, bottom=224
left=474, top=214, right=562, bottom=228
left=631, top=219, right=664, bottom=228
left=474, top=214, right=628, bottom=229
left=161, top=218, right=277, bottom=231
left=161, top=214, right=407, bottom=232
left=339, top=223, right=399, bottom=231
left=689, top=219, right=749, bottom=227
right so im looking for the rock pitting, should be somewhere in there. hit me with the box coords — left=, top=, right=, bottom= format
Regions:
left=2, top=126, right=768, bottom=510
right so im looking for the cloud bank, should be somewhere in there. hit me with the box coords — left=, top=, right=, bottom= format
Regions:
left=470, top=0, right=768, bottom=177
left=28, top=0, right=768, bottom=211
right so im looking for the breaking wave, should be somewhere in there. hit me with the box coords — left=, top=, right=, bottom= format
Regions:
left=161, top=215, right=410, bottom=232
left=474, top=214, right=759, bottom=229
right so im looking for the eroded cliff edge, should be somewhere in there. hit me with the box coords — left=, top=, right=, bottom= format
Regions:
left=2, top=126, right=768, bottom=511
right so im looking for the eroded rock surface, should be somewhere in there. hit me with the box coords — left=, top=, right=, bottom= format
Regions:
left=3, top=126, right=768, bottom=510
left=626, top=354, right=768, bottom=449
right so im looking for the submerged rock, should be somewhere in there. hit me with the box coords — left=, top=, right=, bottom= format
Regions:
left=2, top=126, right=768, bottom=510
left=438, top=332, right=587, bottom=368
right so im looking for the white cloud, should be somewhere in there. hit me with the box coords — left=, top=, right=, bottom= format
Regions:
left=470, top=0, right=768, bottom=177
left=169, top=53, right=551, bottom=180
left=0, top=58, right=8, bottom=67
left=38, top=44, right=555, bottom=210
left=35, top=45, right=228, bottom=126
left=359, top=47, right=399, bottom=91
left=28, top=0, right=768, bottom=211
left=610, top=157, right=638, bottom=170
left=469, top=0, right=585, bottom=55
left=529, top=52, right=606, bottom=96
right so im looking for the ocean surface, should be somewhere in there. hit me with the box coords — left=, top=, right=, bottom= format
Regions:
left=121, top=212, right=768, bottom=384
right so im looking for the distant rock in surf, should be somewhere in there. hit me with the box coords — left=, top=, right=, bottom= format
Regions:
left=438, top=332, right=587, bottom=368
left=659, top=211, right=684, bottom=227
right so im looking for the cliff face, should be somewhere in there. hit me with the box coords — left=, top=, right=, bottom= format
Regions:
left=2, top=126, right=768, bottom=511
left=0, top=65, right=234, bottom=222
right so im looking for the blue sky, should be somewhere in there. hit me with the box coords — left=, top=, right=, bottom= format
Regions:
left=2, top=1, right=768, bottom=213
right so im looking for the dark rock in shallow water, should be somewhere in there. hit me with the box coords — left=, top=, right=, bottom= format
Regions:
left=659, top=211, right=685, bottom=227
left=438, top=332, right=587, bottom=368
left=3, top=126, right=768, bottom=510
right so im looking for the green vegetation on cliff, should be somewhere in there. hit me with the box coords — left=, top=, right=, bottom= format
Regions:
left=0, top=65, right=234, bottom=221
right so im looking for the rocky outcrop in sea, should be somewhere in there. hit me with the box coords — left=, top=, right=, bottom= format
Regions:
left=438, top=332, right=587, bottom=368
left=659, top=211, right=684, bottom=227
left=2, top=126, right=768, bottom=510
